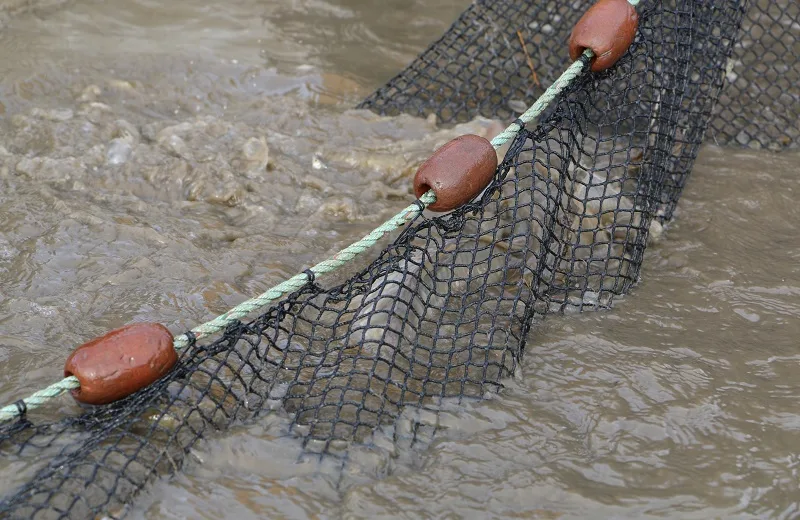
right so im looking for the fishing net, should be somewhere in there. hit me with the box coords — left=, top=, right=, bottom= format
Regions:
left=1, top=0, right=798, bottom=518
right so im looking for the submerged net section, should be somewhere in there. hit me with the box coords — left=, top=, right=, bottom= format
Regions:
left=1, top=0, right=798, bottom=518
left=359, top=0, right=799, bottom=151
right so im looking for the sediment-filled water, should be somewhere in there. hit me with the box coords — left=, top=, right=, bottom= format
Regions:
left=1, top=1, right=798, bottom=518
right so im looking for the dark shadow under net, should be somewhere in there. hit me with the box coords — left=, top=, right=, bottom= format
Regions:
left=1, top=0, right=798, bottom=518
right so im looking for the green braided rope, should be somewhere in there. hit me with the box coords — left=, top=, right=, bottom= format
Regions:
left=490, top=49, right=593, bottom=148
left=178, top=51, right=594, bottom=347
left=0, top=47, right=601, bottom=424
left=0, top=376, right=81, bottom=422
left=172, top=189, right=438, bottom=349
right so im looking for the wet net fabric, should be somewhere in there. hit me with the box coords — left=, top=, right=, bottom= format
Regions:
left=1, top=0, right=798, bottom=518
left=359, top=0, right=799, bottom=151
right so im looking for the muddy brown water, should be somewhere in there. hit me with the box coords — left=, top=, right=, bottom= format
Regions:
left=1, top=1, right=799, bottom=518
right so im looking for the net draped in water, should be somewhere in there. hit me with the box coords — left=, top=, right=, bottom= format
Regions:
left=1, top=0, right=798, bottom=518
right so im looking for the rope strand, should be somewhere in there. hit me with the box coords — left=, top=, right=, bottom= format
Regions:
left=0, top=48, right=596, bottom=424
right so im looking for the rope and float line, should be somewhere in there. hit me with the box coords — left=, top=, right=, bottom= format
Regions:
left=0, top=0, right=643, bottom=425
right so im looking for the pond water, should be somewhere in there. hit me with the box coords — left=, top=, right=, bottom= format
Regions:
left=0, top=0, right=798, bottom=518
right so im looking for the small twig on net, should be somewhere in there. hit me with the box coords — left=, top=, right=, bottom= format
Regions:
left=517, top=29, right=541, bottom=88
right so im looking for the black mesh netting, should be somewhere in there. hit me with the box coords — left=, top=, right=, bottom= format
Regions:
left=1, top=0, right=798, bottom=518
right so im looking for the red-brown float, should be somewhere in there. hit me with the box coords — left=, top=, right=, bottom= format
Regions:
left=569, top=0, right=639, bottom=73
left=413, top=134, right=498, bottom=213
left=64, top=322, right=178, bottom=405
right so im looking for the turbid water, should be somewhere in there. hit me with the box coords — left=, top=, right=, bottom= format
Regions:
left=0, top=1, right=799, bottom=519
